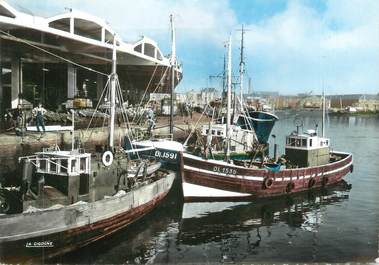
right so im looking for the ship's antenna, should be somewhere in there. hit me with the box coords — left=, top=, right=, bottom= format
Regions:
left=321, top=55, right=326, bottom=138
left=109, top=35, right=117, bottom=148
left=225, top=35, right=232, bottom=162
left=169, top=14, right=176, bottom=136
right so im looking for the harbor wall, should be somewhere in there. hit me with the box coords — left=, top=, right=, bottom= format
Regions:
left=0, top=125, right=189, bottom=170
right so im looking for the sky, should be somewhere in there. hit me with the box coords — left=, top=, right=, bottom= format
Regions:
left=9, top=0, right=379, bottom=95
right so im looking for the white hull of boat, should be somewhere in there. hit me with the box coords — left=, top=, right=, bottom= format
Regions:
left=182, top=182, right=251, bottom=199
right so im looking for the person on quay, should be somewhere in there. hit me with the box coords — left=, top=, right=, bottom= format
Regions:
left=32, top=103, right=46, bottom=134
left=146, top=116, right=155, bottom=137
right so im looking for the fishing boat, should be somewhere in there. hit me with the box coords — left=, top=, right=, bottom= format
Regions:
left=0, top=40, right=177, bottom=262
left=181, top=36, right=353, bottom=201
left=185, top=26, right=278, bottom=161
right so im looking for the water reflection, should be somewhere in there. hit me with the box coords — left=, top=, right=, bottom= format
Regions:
left=54, top=180, right=351, bottom=264
left=178, top=181, right=351, bottom=263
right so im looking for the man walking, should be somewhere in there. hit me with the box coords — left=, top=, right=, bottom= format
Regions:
left=32, top=103, right=46, bottom=134
left=146, top=116, right=155, bottom=137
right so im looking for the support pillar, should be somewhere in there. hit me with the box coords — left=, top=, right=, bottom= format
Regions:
left=0, top=38, right=4, bottom=130
left=67, top=63, right=77, bottom=99
left=11, top=57, right=20, bottom=109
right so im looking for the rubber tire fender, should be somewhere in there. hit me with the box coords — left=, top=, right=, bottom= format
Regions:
left=263, top=177, right=274, bottom=189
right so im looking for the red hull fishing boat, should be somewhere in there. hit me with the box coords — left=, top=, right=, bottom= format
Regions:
left=181, top=34, right=353, bottom=201
left=182, top=151, right=352, bottom=200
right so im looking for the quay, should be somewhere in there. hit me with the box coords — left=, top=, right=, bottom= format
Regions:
left=0, top=113, right=207, bottom=169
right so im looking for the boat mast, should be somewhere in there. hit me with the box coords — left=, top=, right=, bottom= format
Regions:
left=71, top=110, right=75, bottom=150
left=109, top=36, right=117, bottom=148
left=226, top=35, right=232, bottom=161
left=248, top=77, right=252, bottom=95
left=239, top=24, right=245, bottom=113
left=322, top=88, right=325, bottom=137
left=169, top=14, right=176, bottom=136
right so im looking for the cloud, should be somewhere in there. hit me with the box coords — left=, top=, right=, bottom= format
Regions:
left=244, top=0, right=379, bottom=94
left=8, top=0, right=379, bottom=94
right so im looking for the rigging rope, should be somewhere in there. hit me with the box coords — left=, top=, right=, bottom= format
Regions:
left=183, top=103, right=210, bottom=147
left=82, top=77, right=111, bottom=143
left=132, top=66, right=170, bottom=125
left=136, top=64, right=159, bottom=108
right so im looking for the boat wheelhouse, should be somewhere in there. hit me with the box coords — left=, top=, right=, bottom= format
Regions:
left=285, top=129, right=330, bottom=167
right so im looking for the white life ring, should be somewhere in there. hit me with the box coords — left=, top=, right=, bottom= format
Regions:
left=102, top=151, right=113, bottom=167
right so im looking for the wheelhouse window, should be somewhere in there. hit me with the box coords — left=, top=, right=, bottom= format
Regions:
left=310, top=139, right=313, bottom=147
left=61, top=159, right=68, bottom=174
left=50, top=159, right=57, bottom=173
left=289, top=137, right=296, bottom=146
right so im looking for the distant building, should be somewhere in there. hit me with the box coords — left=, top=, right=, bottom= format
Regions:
left=275, top=96, right=301, bottom=109
left=298, top=96, right=331, bottom=109
left=175, top=93, right=187, bottom=103
left=353, top=95, right=379, bottom=112
left=185, top=90, right=199, bottom=106
left=149, top=93, right=170, bottom=102
left=184, top=87, right=220, bottom=108
left=329, top=94, right=379, bottom=111
left=198, top=87, right=220, bottom=107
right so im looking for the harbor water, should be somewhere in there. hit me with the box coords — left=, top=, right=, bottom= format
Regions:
left=29, top=111, right=379, bottom=263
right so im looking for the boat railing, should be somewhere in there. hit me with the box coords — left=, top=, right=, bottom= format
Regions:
left=42, top=144, right=61, bottom=152
left=152, top=133, right=173, bottom=141
left=19, top=153, right=91, bottom=176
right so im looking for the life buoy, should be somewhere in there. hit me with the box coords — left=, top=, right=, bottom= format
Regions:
left=286, top=182, right=295, bottom=193
left=308, top=177, right=316, bottom=188
left=102, top=151, right=114, bottom=167
left=263, top=177, right=274, bottom=189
